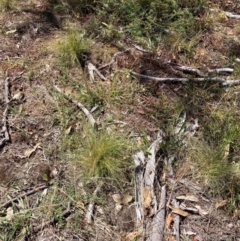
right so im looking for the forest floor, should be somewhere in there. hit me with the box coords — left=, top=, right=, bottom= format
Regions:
left=0, top=0, right=240, bottom=240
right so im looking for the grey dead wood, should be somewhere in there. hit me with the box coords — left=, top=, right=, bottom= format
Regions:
left=0, top=77, right=11, bottom=148
left=144, top=132, right=163, bottom=210
left=87, top=62, right=107, bottom=81
left=130, top=71, right=240, bottom=86
left=148, top=185, right=166, bottom=241
left=172, top=199, right=180, bottom=241
left=133, top=150, right=145, bottom=223
left=86, top=182, right=102, bottom=224
left=210, top=8, right=240, bottom=19
left=99, top=49, right=130, bottom=70
left=175, top=65, right=233, bottom=77
left=54, top=85, right=97, bottom=128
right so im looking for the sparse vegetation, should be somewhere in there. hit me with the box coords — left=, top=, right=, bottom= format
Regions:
left=1, top=0, right=240, bottom=240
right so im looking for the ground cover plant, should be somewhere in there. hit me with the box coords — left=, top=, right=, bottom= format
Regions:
left=0, top=0, right=240, bottom=240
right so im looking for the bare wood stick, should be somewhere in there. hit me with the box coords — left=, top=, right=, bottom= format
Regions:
left=175, top=66, right=204, bottom=77
left=210, top=8, right=240, bottom=19
left=54, top=85, right=97, bottom=128
left=172, top=199, right=180, bottom=241
left=132, top=44, right=149, bottom=53
left=0, top=77, right=11, bottom=148
left=133, top=151, right=145, bottom=222
left=175, top=66, right=233, bottom=77
left=86, top=182, right=102, bottom=224
left=87, top=62, right=107, bottom=81
left=208, top=68, right=234, bottom=75
left=224, top=11, right=240, bottom=19
left=130, top=71, right=225, bottom=83
left=0, top=184, right=49, bottom=209
left=99, top=49, right=130, bottom=70
left=151, top=185, right=166, bottom=241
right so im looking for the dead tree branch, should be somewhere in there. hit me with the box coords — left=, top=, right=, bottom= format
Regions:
left=130, top=71, right=240, bottom=86
left=86, top=182, right=102, bottom=224
left=87, top=62, right=107, bottom=81
left=175, top=65, right=233, bottom=77
left=0, top=77, right=11, bottom=148
left=54, top=85, right=97, bottom=128
left=150, top=185, right=166, bottom=241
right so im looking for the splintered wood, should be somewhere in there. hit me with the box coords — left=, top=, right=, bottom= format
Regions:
left=0, top=77, right=11, bottom=148
left=133, top=113, right=199, bottom=241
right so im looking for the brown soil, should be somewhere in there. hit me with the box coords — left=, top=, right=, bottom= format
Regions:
left=0, top=1, right=240, bottom=241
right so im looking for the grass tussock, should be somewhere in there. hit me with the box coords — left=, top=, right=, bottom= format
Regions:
left=0, top=0, right=15, bottom=10
left=55, top=29, right=92, bottom=68
left=75, top=128, right=131, bottom=182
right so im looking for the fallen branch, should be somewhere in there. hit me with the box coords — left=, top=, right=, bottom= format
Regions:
left=150, top=185, right=166, bottom=241
left=99, top=49, right=130, bottom=70
left=54, top=85, right=97, bottom=128
left=87, top=62, right=107, bottom=81
left=175, top=65, right=233, bottom=77
left=133, top=151, right=145, bottom=222
left=130, top=71, right=240, bottom=86
left=0, top=184, right=49, bottom=209
left=224, top=11, right=240, bottom=19
left=210, top=8, right=240, bottom=19
left=86, top=182, right=102, bottom=224
left=0, top=77, right=11, bottom=148
left=172, top=199, right=180, bottom=241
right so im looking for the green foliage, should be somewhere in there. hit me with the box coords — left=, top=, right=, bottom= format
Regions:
left=75, top=128, right=130, bottom=182
left=56, top=30, right=92, bottom=67
left=0, top=0, right=15, bottom=10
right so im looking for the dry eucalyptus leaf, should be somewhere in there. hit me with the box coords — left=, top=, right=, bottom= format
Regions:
left=125, top=230, right=141, bottom=241
left=112, top=193, right=133, bottom=205
left=112, top=194, right=122, bottom=204
left=176, top=195, right=198, bottom=202
left=115, top=203, right=122, bottom=212
left=215, top=200, right=227, bottom=209
left=166, top=213, right=173, bottom=229
left=122, top=194, right=133, bottom=205
left=11, top=92, right=24, bottom=101
left=24, top=143, right=41, bottom=158
left=195, top=205, right=208, bottom=216
left=167, top=204, right=188, bottom=217
left=65, top=126, right=73, bottom=135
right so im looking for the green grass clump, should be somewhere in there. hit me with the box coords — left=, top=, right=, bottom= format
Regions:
left=0, top=0, right=15, bottom=10
left=76, top=128, right=130, bottom=182
left=56, top=30, right=92, bottom=68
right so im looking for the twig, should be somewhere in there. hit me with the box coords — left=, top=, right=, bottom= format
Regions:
left=130, top=71, right=225, bottom=83
left=175, top=65, right=233, bottom=77
left=87, top=62, right=107, bottom=81
left=132, top=44, right=149, bottom=53
left=210, top=8, right=240, bottom=19
left=0, top=184, right=49, bottom=209
left=224, top=11, right=240, bottom=19
left=54, top=85, right=97, bottom=128
left=99, top=49, right=130, bottom=70
left=130, top=71, right=240, bottom=86
left=0, top=77, right=11, bottom=148
left=86, top=182, right=102, bottom=224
